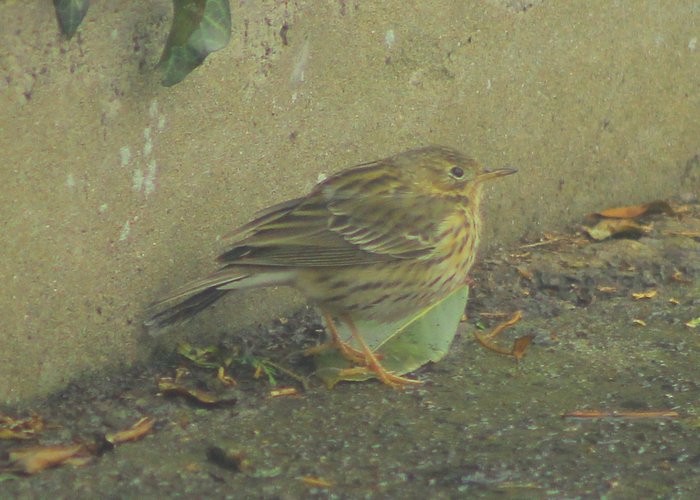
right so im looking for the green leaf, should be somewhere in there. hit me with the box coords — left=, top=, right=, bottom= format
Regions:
left=314, top=286, right=469, bottom=386
left=158, top=0, right=232, bottom=87
left=53, top=0, right=89, bottom=39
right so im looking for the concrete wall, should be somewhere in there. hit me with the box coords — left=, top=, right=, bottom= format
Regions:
left=1, top=1, right=698, bottom=402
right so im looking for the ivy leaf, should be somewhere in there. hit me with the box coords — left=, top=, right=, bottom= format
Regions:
left=158, top=0, right=232, bottom=87
left=53, top=0, right=89, bottom=39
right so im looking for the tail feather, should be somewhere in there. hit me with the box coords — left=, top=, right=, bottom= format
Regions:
left=144, top=268, right=296, bottom=331
left=145, top=287, right=229, bottom=330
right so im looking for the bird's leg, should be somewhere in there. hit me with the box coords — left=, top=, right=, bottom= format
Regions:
left=304, top=311, right=366, bottom=364
left=336, top=314, right=422, bottom=388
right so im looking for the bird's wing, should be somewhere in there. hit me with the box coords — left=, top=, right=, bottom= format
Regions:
left=218, top=188, right=445, bottom=267
left=326, top=191, right=443, bottom=259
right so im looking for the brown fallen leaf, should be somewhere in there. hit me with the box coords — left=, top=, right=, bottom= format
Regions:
left=217, top=367, right=237, bottom=386
left=105, top=417, right=155, bottom=445
left=0, top=413, right=44, bottom=440
left=594, top=200, right=674, bottom=219
left=671, top=270, right=692, bottom=283
left=473, top=311, right=531, bottom=360
left=632, top=290, right=657, bottom=300
left=4, top=443, right=91, bottom=474
left=300, top=476, right=333, bottom=488
left=583, top=219, right=651, bottom=241
left=269, top=387, right=299, bottom=398
left=157, top=377, right=237, bottom=407
left=512, top=334, right=536, bottom=361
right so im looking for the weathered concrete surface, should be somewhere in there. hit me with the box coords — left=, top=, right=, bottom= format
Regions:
left=1, top=1, right=698, bottom=402
left=1, top=201, right=697, bottom=497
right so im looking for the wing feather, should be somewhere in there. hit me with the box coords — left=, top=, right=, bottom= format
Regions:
left=218, top=165, right=450, bottom=267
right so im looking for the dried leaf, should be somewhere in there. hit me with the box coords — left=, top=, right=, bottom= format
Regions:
left=473, top=311, right=525, bottom=358
left=671, top=270, right=692, bottom=283
left=595, top=200, right=674, bottom=219
left=685, top=317, right=700, bottom=329
left=0, top=414, right=44, bottom=440
left=300, top=476, right=333, bottom=488
left=512, top=334, right=535, bottom=361
left=5, top=444, right=90, bottom=474
left=269, top=387, right=298, bottom=398
left=217, top=367, right=237, bottom=386
left=632, top=290, right=657, bottom=300
left=157, top=377, right=237, bottom=406
left=583, top=219, right=651, bottom=241
left=632, top=319, right=647, bottom=326
left=105, top=417, right=155, bottom=445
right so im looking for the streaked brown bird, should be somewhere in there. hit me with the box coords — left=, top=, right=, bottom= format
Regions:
left=146, top=145, right=516, bottom=387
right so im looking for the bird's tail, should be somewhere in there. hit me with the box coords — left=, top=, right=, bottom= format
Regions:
left=144, top=287, right=230, bottom=330
left=144, top=268, right=294, bottom=331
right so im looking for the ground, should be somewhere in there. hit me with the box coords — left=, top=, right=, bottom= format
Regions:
left=1, top=201, right=698, bottom=498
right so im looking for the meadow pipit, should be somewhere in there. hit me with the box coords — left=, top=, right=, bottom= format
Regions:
left=146, top=146, right=516, bottom=387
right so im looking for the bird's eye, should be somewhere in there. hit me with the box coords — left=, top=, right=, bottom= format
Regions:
left=449, top=166, right=464, bottom=179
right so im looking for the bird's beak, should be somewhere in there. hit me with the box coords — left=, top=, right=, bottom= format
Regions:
left=477, top=166, right=517, bottom=182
